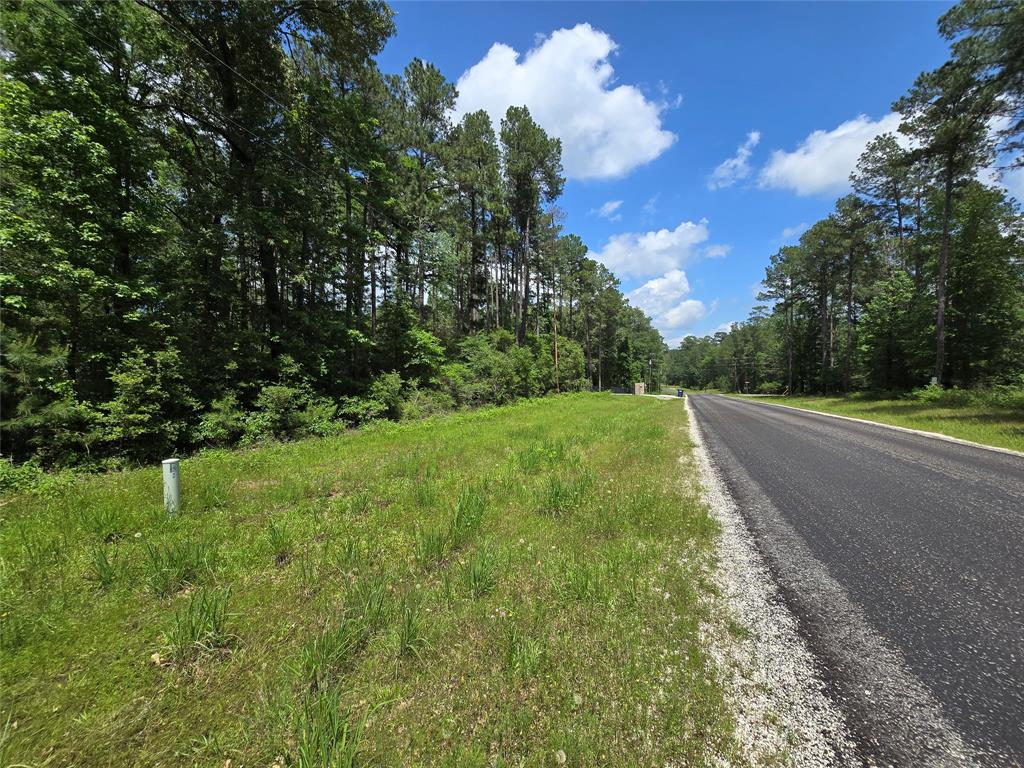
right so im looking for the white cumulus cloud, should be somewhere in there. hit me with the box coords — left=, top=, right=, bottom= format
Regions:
left=759, top=113, right=903, bottom=196
left=454, top=24, right=676, bottom=180
left=708, top=131, right=760, bottom=190
left=591, top=219, right=711, bottom=279
left=628, top=269, right=712, bottom=337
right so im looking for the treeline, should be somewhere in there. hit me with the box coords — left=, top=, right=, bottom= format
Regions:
left=0, top=0, right=664, bottom=468
left=668, top=0, right=1024, bottom=395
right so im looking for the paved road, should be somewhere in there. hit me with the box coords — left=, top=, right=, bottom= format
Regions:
left=688, top=394, right=1024, bottom=767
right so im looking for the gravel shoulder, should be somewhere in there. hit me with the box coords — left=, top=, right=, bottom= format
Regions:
left=689, top=393, right=1024, bottom=766
left=687, top=395, right=859, bottom=766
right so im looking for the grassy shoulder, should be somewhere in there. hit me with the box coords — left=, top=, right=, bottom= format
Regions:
left=0, top=393, right=741, bottom=767
left=729, top=390, right=1024, bottom=453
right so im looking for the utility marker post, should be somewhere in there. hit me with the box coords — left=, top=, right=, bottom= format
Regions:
left=162, top=458, right=181, bottom=515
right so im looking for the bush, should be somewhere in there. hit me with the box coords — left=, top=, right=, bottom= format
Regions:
left=100, top=346, right=198, bottom=462
left=400, top=387, right=454, bottom=421
left=243, top=386, right=344, bottom=443
left=368, top=372, right=404, bottom=420
left=299, top=397, right=345, bottom=437
left=756, top=380, right=783, bottom=395
left=195, top=394, right=245, bottom=447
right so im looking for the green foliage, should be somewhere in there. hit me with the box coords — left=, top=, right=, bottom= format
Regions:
left=195, top=395, right=246, bottom=447
left=413, top=524, right=449, bottom=570
left=1, top=0, right=665, bottom=471
left=100, top=347, right=198, bottom=463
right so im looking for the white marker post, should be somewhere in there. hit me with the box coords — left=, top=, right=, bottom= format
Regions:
left=162, top=458, right=181, bottom=515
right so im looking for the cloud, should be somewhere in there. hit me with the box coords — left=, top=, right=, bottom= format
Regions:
left=704, top=244, right=731, bottom=258
left=642, top=195, right=659, bottom=216
left=591, top=219, right=711, bottom=278
left=780, top=222, right=808, bottom=242
left=715, top=321, right=738, bottom=334
left=454, top=24, right=676, bottom=180
left=708, top=131, right=761, bottom=190
left=629, top=269, right=691, bottom=317
left=628, top=269, right=713, bottom=336
left=759, top=113, right=903, bottom=196
left=591, top=200, right=624, bottom=219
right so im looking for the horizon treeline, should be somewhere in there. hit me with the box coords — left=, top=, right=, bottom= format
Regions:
left=667, top=0, right=1024, bottom=396
left=0, top=0, right=665, bottom=468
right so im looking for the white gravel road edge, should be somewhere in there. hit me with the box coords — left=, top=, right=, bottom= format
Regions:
left=686, top=395, right=860, bottom=767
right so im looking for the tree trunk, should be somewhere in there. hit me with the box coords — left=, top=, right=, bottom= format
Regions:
left=518, top=213, right=530, bottom=345
left=935, top=158, right=954, bottom=386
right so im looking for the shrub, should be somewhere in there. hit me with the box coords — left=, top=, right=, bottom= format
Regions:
left=368, top=373, right=403, bottom=420
left=400, top=387, right=454, bottom=421
left=195, top=394, right=245, bottom=447
left=100, top=346, right=198, bottom=462
left=244, top=385, right=307, bottom=442
left=300, top=397, right=345, bottom=437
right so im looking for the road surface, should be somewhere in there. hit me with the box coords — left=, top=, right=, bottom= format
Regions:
left=688, top=394, right=1024, bottom=766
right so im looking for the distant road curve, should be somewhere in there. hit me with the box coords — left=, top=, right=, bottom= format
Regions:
left=688, top=394, right=1024, bottom=766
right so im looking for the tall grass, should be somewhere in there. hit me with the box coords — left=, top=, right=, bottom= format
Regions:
left=145, top=539, right=216, bottom=596
left=295, top=686, right=366, bottom=768
left=167, top=588, right=232, bottom=663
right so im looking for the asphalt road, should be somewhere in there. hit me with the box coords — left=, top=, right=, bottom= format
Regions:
left=688, top=394, right=1024, bottom=767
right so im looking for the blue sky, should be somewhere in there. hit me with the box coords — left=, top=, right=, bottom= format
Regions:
left=376, top=1, right=968, bottom=344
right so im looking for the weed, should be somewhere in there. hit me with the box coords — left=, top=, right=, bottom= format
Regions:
left=267, top=519, right=294, bottom=565
left=536, top=471, right=593, bottom=517
left=88, top=545, right=120, bottom=590
left=502, top=622, right=546, bottom=679
left=554, top=558, right=608, bottom=604
left=145, top=539, right=216, bottom=597
left=395, top=592, right=427, bottom=659
left=295, top=686, right=366, bottom=768
left=18, top=526, right=65, bottom=571
left=332, top=538, right=364, bottom=575
left=348, top=491, right=372, bottom=517
left=450, top=485, right=485, bottom=543
left=347, top=573, right=388, bottom=630
left=413, top=524, right=449, bottom=569
left=300, top=619, right=365, bottom=690
left=414, top=479, right=438, bottom=509
left=80, top=505, right=121, bottom=541
left=298, top=547, right=318, bottom=590
left=167, top=588, right=232, bottom=663
left=463, top=546, right=497, bottom=599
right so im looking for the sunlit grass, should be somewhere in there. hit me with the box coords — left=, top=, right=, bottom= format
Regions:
left=0, top=393, right=741, bottom=766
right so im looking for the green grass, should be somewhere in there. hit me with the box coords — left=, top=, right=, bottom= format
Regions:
left=731, top=392, right=1024, bottom=452
left=0, top=393, right=743, bottom=766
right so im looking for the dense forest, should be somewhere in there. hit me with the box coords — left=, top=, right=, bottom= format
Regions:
left=667, top=0, right=1024, bottom=396
left=0, top=0, right=665, bottom=468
